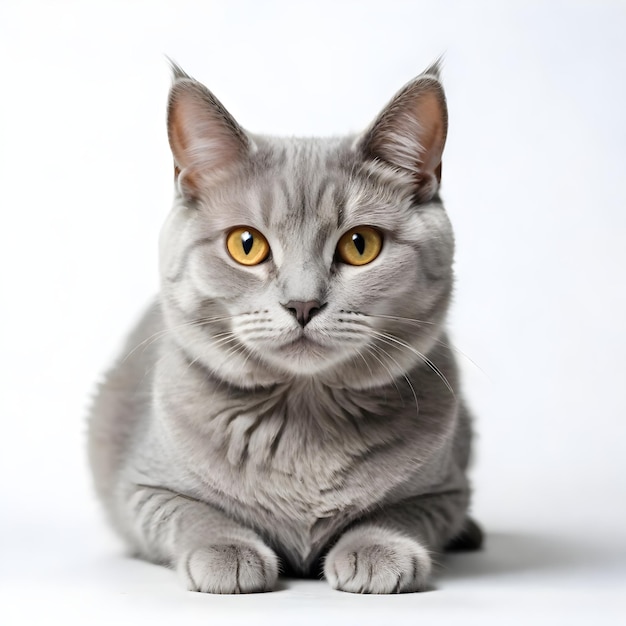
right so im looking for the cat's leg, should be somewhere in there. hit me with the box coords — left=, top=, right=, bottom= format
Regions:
left=324, top=489, right=469, bottom=593
left=121, top=484, right=279, bottom=594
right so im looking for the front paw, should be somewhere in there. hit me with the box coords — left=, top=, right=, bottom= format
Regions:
left=324, top=526, right=431, bottom=594
left=178, top=540, right=278, bottom=594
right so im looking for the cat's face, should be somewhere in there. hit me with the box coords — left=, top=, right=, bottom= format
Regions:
left=159, top=64, right=454, bottom=389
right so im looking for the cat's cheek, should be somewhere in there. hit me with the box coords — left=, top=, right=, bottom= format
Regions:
left=186, top=252, right=267, bottom=301
left=338, top=255, right=420, bottom=310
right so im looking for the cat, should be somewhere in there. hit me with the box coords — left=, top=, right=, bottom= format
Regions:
left=87, top=60, right=482, bottom=595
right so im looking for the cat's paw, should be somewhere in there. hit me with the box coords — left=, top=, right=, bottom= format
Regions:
left=178, top=540, right=279, bottom=594
left=324, top=526, right=431, bottom=594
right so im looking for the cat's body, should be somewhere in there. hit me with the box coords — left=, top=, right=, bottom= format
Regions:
left=88, top=62, right=481, bottom=594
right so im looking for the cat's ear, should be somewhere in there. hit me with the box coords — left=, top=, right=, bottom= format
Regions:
left=167, top=63, right=250, bottom=199
left=358, top=62, right=447, bottom=202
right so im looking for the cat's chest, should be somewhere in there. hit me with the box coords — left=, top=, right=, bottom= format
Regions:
left=201, top=395, right=394, bottom=512
left=170, top=383, right=419, bottom=562
left=200, top=419, right=393, bottom=566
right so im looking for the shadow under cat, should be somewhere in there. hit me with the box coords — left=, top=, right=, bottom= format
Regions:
left=438, top=530, right=619, bottom=583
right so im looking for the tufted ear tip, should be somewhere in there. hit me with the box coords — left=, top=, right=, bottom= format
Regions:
left=422, top=55, right=445, bottom=81
left=165, top=56, right=191, bottom=83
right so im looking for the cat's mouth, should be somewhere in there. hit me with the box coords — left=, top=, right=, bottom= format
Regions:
left=273, top=331, right=333, bottom=362
left=267, top=333, right=337, bottom=373
left=251, top=328, right=360, bottom=375
left=280, top=334, right=324, bottom=350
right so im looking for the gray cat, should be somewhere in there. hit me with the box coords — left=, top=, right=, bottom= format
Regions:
left=88, top=61, right=482, bottom=595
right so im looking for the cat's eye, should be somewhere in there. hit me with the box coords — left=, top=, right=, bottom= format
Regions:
left=226, top=227, right=270, bottom=266
left=336, top=226, right=382, bottom=266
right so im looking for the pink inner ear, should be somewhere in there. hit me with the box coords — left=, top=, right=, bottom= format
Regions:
left=411, top=91, right=446, bottom=178
left=168, top=83, right=247, bottom=196
left=364, top=80, right=447, bottom=198
left=169, top=91, right=240, bottom=170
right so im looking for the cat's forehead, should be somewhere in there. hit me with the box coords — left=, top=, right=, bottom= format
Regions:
left=254, top=136, right=352, bottom=226
left=245, top=135, right=411, bottom=234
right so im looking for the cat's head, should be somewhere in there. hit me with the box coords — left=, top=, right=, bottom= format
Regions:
left=159, top=62, right=455, bottom=389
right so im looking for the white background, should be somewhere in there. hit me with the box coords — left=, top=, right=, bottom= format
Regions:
left=1, top=1, right=625, bottom=624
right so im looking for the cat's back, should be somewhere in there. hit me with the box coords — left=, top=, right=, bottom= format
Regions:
left=87, top=299, right=163, bottom=506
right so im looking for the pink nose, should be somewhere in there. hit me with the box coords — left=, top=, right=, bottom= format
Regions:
left=283, top=300, right=324, bottom=327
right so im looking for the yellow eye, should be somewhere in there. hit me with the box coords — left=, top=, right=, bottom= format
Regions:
left=336, top=226, right=382, bottom=266
left=226, top=227, right=270, bottom=266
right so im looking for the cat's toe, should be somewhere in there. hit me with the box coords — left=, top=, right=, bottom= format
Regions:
left=178, top=541, right=278, bottom=594
left=324, top=526, right=431, bottom=594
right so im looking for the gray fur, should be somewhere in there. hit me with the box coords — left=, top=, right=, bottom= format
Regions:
left=88, top=63, right=479, bottom=594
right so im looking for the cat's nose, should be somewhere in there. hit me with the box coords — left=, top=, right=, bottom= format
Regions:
left=283, top=300, right=325, bottom=327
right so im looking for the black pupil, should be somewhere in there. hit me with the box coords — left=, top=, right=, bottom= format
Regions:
left=352, top=233, right=365, bottom=255
left=241, top=231, right=254, bottom=255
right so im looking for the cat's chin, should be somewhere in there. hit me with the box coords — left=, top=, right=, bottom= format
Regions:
left=258, top=335, right=352, bottom=377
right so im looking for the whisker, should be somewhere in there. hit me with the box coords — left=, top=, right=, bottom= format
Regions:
left=365, top=329, right=455, bottom=397
left=365, top=344, right=403, bottom=401
left=363, top=313, right=485, bottom=377
left=368, top=343, right=420, bottom=418
left=226, top=341, right=256, bottom=384
left=365, top=313, right=438, bottom=326
left=354, top=346, right=375, bottom=382
left=122, top=314, right=235, bottom=362
left=181, top=333, right=240, bottom=377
